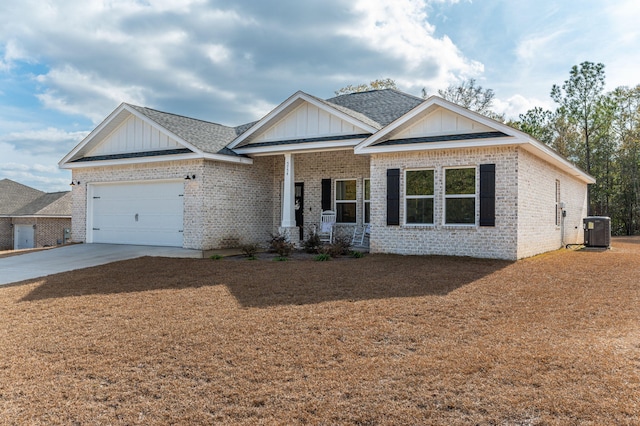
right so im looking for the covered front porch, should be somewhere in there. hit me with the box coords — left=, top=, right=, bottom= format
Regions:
left=266, top=150, right=371, bottom=247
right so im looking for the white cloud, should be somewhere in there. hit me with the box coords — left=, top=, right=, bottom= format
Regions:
left=35, top=65, right=148, bottom=122
left=493, top=94, right=555, bottom=121
left=340, top=0, right=483, bottom=92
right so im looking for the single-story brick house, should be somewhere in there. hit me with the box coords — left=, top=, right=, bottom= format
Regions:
left=59, top=89, right=593, bottom=260
left=0, top=179, right=72, bottom=250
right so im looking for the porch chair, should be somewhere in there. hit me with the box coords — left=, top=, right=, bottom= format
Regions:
left=352, top=223, right=370, bottom=247
left=317, top=210, right=336, bottom=244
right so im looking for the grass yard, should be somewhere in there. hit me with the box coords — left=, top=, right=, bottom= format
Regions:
left=1, top=238, right=639, bottom=424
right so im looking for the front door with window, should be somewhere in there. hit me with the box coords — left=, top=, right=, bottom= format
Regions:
left=295, top=182, right=304, bottom=240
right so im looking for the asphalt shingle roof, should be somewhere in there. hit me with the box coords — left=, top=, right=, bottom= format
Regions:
left=0, top=179, right=71, bottom=216
left=325, top=89, right=425, bottom=127
left=126, top=104, right=240, bottom=156
left=12, top=192, right=71, bottom=216
left=0, top=179, right=45, bottom=215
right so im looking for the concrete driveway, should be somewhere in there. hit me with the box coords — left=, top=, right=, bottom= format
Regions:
left=0, top=244, right=202, bottom=286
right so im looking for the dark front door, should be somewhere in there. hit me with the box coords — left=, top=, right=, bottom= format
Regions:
left=295, top=182, right=304, bottom=240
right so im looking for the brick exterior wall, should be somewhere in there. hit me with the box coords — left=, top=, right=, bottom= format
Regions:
left=8, top=217, right=71, bottom=248
left=369, top=146, right=519, bottom=260
left=70, top=158, right=276, bottom=250
left=0, top=218, right=12, bottom=250
left=200, top=157, right=276, bottom=249
left=516, top=148, right=588, bottom=258
left=71, top=159, right=205, bottom=248
left=271, top=151, right=371, bottom=240
left=68, top=146, right=589, bottom=258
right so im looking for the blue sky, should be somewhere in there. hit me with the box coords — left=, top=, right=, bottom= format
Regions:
left=1, top=0, right=639, bottom=192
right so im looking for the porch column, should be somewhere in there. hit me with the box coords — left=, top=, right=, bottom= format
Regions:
left=279, top=153, right=299, bottom=244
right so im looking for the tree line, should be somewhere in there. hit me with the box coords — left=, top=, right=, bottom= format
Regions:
left=337, top=63, right=640, bottom=235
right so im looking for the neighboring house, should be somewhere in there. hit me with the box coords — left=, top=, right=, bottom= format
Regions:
left=59, top=90, right=594, bottom=260
left=0, top=179, right=72, bottom=250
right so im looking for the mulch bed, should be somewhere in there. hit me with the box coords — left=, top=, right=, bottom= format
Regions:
left=1, top=238, right=639, bottom=424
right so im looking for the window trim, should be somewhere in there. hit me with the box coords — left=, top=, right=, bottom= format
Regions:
left=555, top=179, right=561, bottom=226
left=404, top=168, right=435, bottom=226
left=334, top=178, right=357, bottom=223
left=363, top=178, right=371, bottom=225
left=443, top=166, right=477, bottom=226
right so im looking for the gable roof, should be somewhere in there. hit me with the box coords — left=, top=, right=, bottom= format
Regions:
left=60, top=103, right=252, bottom=168
left=0, top=179, right=45, bottom=215
left=126, top=104, right=242, bottom=156
left=227, top=91, right=381, bottom=152
left=355, top=96, right=595, bottom=184
left=0, top=179, right=71, bottom=217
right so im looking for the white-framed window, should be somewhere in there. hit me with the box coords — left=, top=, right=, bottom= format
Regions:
left=555, top=179, right=561, bottom=226
left=444, top=167, right=476, bottom=225
left=405, top=169, right=434, bottom=225
left=363, top=178, right=371, bottom=224
left=335, top=179, right=357, bottom=223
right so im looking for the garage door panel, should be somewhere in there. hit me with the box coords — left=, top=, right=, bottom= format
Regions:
left=90, top=181, right=184, bottom=247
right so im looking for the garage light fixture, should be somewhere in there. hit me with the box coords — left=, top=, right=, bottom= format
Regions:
left=185, top=175, right=196, bottom=180
left=70, top=180, right=81, bottom=186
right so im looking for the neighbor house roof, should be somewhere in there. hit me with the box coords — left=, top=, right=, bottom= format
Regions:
left=0, top=179, right=71, bottom=217
left=0, top=179, right=45, bottom=215
left=11, top=192, right=72, bottom=217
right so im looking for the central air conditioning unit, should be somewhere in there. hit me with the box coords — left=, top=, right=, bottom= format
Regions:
left=583, top=216, right=611, bottom=248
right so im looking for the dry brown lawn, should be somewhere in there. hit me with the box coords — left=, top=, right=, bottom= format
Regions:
left=1, top=238, right=639, bottom=425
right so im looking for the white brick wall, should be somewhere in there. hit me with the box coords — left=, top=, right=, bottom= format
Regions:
left=516, top=149, right=588, bottom=258
left=70, top=158, right=276, bottom=250
left=271, top=151, right=371, bottom=240
left=68, top=146, right=589, bottom=258
left=369, top=146, right=519, bottom=260
left=71, top=159, right=205, bottom=248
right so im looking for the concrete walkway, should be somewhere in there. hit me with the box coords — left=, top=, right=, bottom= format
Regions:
left=0, top=243, right=202, bottom=286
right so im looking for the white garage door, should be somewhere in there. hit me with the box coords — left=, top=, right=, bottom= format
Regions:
left=89, top=181, right=184, bottom=247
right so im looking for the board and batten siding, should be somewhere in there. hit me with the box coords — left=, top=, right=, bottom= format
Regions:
left=87, top=115, right=183, bottom=157
left=395, top=107, right=494, bottom=139
left=252, top=103, right=367, bottom=143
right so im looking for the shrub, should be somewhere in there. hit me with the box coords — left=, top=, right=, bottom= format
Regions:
left=209, top=254, right=224, bottom=260
left=268, top=233, right=295, bottom=258
left=240, top=243, right=260, bottom=258
left=273, top=256, right=289, bottom=262
left=302, top=230, right=322, bottom=253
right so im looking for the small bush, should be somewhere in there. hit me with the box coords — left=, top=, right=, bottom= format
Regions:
left=240, top=243, right=260, bottom=258
left=273, top=256, right=289, bottom=262
left=333, top=235, right=353, bottom=255
left=246, top=255, right=257, bottom=261
left=302, top=230, right=322, bottom=253
left=209, top=254, right=224, bottom=260
left=314, top=253, right=331, bottom=261
left=268, top=233, right=295, bottom=258
left=319, top=235, right=353, bottom=257
left=350, top=250, right=364, bottom=258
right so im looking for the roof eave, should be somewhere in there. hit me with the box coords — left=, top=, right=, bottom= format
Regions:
left=60, top=152, right=203, bottom=169
left=234, top=139, right=365, bottom=156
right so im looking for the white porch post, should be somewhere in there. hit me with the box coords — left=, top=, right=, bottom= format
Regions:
left=279, top=153, right=299, bottom=244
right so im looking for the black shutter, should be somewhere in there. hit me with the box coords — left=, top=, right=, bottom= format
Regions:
left=480, top=164, right=496, bottom=227
left=387, top=169, right=400, bottom=226
left=321, top=178, right=332, bottom=211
